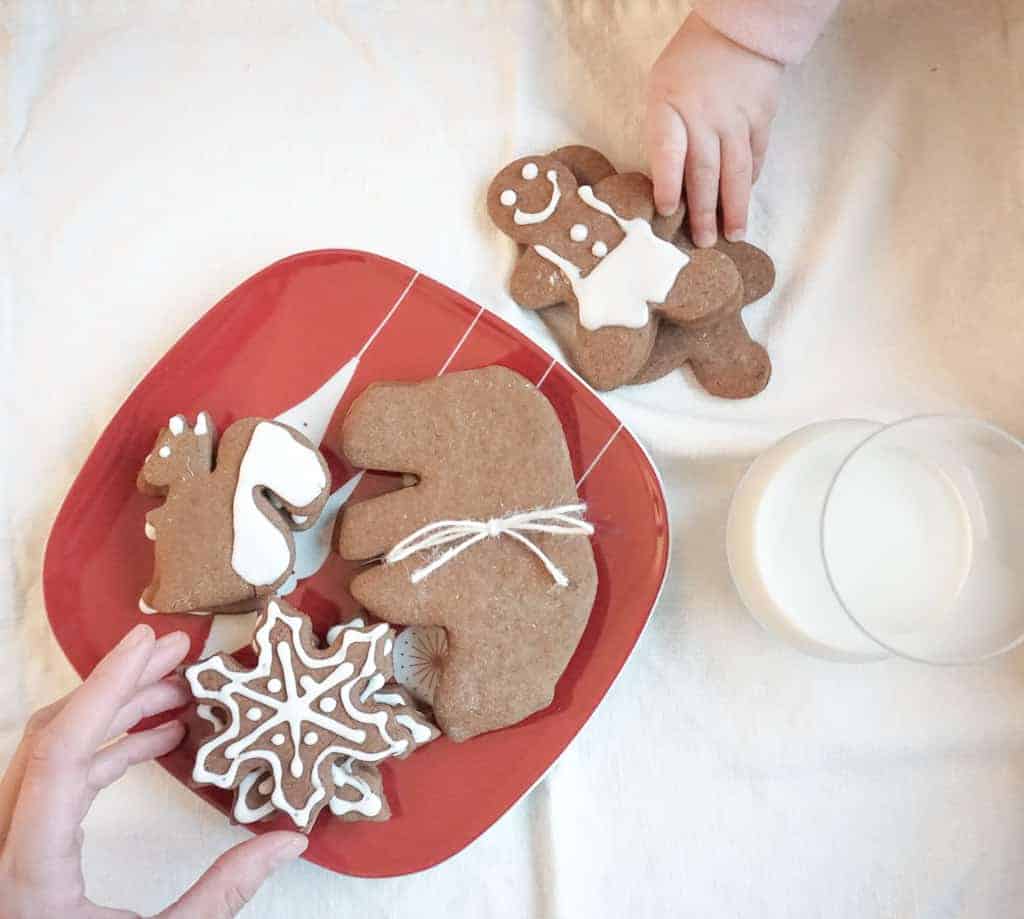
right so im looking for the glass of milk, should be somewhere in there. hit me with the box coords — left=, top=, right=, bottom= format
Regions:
left=726, top=416, right=1024, bottom=664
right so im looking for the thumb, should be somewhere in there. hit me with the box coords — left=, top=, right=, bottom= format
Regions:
left=157, top=831, right=307, bottom=918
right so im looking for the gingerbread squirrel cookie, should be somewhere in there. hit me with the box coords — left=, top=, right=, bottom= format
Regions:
left=137, top=413, right=330, bottom=614
left=335, top=366, right=598, bottom=742
left=487, top=147, right=775, bottom=398
left=185, top=599, right=438, bottom=831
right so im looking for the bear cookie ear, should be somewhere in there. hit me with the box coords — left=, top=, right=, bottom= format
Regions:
left=486, top=155, right=579, bottom=246
left=137, top=411, right=218, bottom=495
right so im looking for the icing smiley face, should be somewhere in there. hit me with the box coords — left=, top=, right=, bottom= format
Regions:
left=486, top=156, right=579, bottom=242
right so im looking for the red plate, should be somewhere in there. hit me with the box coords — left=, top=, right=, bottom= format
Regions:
left=43, top=250, right=669, bottom=877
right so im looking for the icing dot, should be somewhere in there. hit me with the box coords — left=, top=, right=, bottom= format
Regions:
left=570, top=224, right=588, bottom=242
left=270, top=733, right=285, bottom=746
left=500, top=189, right=517, bottom=207
left=592, top=240, right=608, bottom=258
left=521, top=162, right=538, bottom=180
left=168, top=416, right=185, bottom=435
left=257, top=778, right=272, bottom=795
left=303, top=731, right=319, bottom=746
left=144, top=521, right=156, bottom=540
left=546, top=169, right=556, bottom=181
left=246, top=707, right=262, bottom=721
left=319, top=697, right=337, bottom=713
left=267, top=678, right=282, bottom=693
left=158, top=446, right=171, bottom=458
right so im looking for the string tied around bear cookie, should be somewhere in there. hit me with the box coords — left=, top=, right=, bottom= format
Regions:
left=384, top=504, right=594, bottom=587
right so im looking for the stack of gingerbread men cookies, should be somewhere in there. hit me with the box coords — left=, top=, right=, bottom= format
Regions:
left=487, top=145, right=775, bottom=398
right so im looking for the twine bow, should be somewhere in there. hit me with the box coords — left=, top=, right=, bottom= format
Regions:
left=384, top=504, right=594, bottom=587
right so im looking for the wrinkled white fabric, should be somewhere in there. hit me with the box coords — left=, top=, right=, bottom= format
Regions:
left=3, top=1, right=1024, bottom=916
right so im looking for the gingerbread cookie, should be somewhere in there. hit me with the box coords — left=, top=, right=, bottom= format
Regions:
left=335, top=366, right=598, bottom=742
left=137, top=413, right=330, bottom=614
left=487, top=146, right=775, bottom=398
left=186, top=600, right=438, bottom=831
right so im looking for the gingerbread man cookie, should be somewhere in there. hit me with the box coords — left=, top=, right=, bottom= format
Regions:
left=186, top=600, right=438, bottom=831
left=335, top=366, right=598, bottom=742
left=138, top=413, right=330, bottom=614
left=487, top=147, right=775, bottom=398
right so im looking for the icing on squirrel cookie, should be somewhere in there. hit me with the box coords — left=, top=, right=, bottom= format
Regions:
left=185, top=599, right=438, bottom=831
left=137, top=414, right=330, bottom=614
left=486, top=147, right=775, bottom=398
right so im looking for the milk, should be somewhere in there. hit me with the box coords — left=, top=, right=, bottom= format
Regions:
left=727, top=420, right=974, bottom=661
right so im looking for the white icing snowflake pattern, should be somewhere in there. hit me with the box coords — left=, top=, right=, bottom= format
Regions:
left=186, top=600, right=436, bottom=829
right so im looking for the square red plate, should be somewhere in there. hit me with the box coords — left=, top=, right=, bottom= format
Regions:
left=43, top=250, right=669, bottom=877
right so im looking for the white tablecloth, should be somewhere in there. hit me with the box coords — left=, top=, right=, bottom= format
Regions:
left=4, top=1, right=1024, bottom=915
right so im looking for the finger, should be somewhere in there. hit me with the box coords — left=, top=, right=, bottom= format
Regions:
left=159, top=832, right=308, bottom=918
left=88, top=721, right=185, bottom=789
left=106, top=675, right=190, bottom=742
left=645, top=99, right=688, bottom=217
left=720, top=129, right=753, bottom=242
left=751, top=120, right=772, bottom=184
left=138, top=630, right=191, bottom=688
left=49, top=623, right=156, bottom=760
left=685, top=128, right=721, bottom=247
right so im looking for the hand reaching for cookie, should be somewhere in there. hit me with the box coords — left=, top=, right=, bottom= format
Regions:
left=645, top=12, right=783, bottom=247
left=0, top=624, right=307, bottom=918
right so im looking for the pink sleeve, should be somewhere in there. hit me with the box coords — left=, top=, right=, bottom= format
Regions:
left=693, top=0, right=841, bottom=64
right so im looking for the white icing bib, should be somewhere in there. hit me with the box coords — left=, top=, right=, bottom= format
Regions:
left=533, top=186, right=690, bottom=331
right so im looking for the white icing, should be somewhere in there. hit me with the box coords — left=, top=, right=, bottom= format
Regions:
left=278, top=472, right=363, bottom=597
left=500, top=189, right=517, bottom=207
left=186, top=602, right=433, bottom=828
left=300, top=675, right=316, bottom=691
left=521, top=162, right=538, bottom=180
left=592, top=240, right=608, bottom=258
left=533, top=185, right=690, bottom=331
left=233, top=770, right=276, bottom=824
left=138, top=595, right=156, bottom=615
left=303, top=731, right=319, bottom=745
left=168, top=416, right=185, bottom=436
left=319, top=697, right=337, bottom=713
left=267, top=678, right=282, bottom=692
left=383, top=638, right=393, bottom=656
left=570, top=223, right=588, bottom=242
left=144, top=521, right=156, bottom=540
left=196, top=703, right=226, bottom=732
left=291, top=514, right=308, bottom=525
left=246, top=706, right=262, bottom=721
left=195, top=412, right=209, bottom=436
left=158, top=445, right=171, bottom=458
left=396, top=714, right=434, bottom=744
left=359, top=672, right=386, bottom=703
left=372, top=692, right=406, bottom=707
left=230, top=422, right=327, bottom=587
left=328, top=759, right=384, bottom=819
left=514, top=170, right=560, bottom=226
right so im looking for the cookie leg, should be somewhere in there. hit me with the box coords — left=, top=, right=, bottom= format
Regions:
left=629, top=323, right=690, bottom=385
left=541, top=305, right=658, bottom=391
left=686, top=313, right=771, bottom=399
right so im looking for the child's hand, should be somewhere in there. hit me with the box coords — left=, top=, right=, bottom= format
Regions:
left=646, top=12, right=783, bottom=247
left=0, top=624, right=307, bottom=918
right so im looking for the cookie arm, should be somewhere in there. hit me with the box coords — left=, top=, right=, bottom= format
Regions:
left=509, top=248, right=572, bottom=310
left=590, top=173, right=656, bottom=223
left=660, top=248, right=744, bottom=326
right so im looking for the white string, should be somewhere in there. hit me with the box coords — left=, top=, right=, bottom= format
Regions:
left=384, top=504, right=594, bottom=587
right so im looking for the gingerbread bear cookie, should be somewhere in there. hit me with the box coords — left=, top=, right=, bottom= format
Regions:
left=138, top=413, right=330, bottom=614
left=487, top=146, right=775, bottom=398
left=335, top=366, right=598, bottom=742
left=186, top=599, right=438, bottom=831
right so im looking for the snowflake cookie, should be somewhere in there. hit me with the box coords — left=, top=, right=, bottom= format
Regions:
left=185, top=599, right=438, bottom=831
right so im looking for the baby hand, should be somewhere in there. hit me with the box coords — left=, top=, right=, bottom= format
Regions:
left=0, top=624, right=307, bottom=917
left=646, top=12, right=783, bottom=246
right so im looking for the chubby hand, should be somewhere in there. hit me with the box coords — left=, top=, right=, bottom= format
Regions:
left=0, top=624, right=307, bottom=918
left=646, top=12, right=783, bottom=247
